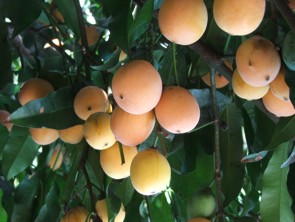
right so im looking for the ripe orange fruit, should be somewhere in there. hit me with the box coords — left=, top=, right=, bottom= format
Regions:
left=83, top=112, right=116, bottom=150
left=269, top=67, right=290, bottom=101
left=60, top=206, right=91, bottom=222
left=155, top=86, right=200, bottom=134
left=95, top=199, right=125, bottom=222
left=262, top=90, right=295, bottom=117
left=232, top=69, right=269, bottom=100
left=18, top=78, right=54, bottom=106
left=0, top=110, right=13, bottom=131
left=236, top=36, right=281, bottom=87
left=187, top=218, right=211, bottom=222
left=288, top=0, right=295, bottom=11
left=29, top=128, right=59, bottom=145
left=79, top=26, right=100, bottom=46
left=100, top=142, right=138, bottom=179
left=112, top=60, right=162, bottom=115
left=213, top=0, right=265, bottom=36
left=74, top=86, right=109, bottom=120
left=158, top=0, right=208, bottom=45
left=110, top=106, right=155, bottom=146
left=130, top=148, right=171, bottom=195
left=59, top=125, right=84, bottom=144
left=48, top=146, right=63, bottom=171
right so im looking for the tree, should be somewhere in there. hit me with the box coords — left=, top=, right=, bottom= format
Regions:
left=0, top=0, right=295, bottom=221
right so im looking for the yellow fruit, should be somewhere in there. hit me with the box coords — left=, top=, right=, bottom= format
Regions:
left=59, top=125, right=84, bottom=144
left=262, top=90, right=295, bottom=117
left=110, top=106, right=155, bottom=146
left=48, top=146, right=63, bottom=171
left=29, top=128, right=59, bottom=145
left=158, top=0, right=208, bottom=45
left=130, top=148, right=171, bottom=195
left=18, top=78, right=54, bottom=106
left=0, top=110, right=13, bottom=131
left=187, top=218, right=211, bottom=222
left=155, top=86, right=200, bottom=134
left=269, top=67, right=290, bottom=101
left=60, top=206, right=91, bottom=222
left=100, top=142, right=138, bottom=179
left=83, top=112, right=116, bottom=150
left=213, top=0, right=265, bottom=36
left=112, top=60, right=162, bottom=115
left=74, top=86, right=109, bottom=120
left=236, top=36, right=281, bottom=87
left=95, top=199, right=125, bottom=222
left=232, top=69, right=269, bottom=100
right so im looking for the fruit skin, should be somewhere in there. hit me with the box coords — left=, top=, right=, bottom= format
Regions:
left=158, top=0, right=208, bottom=45
left=100, top=142, right=138, bottom=179
left=112, top=60, right=162, bottom=115
left=48, top=146, right=63, bottom=171
left=83, top=112, right=116, bottom=150
left=232, top=69, right=269, bottom=101
left=269, top=67, right=290, bottom=101
left=79, top=26, right=100, bottom=46
left=213, top=0, right=265, bottom=36
left=60, top=206, right=91, bottom=222
left=236, top=36, right=281, bottom=87
left=95, top=199, right=125, bottom=222
left=59, top=125, right=84, bottom=144
left=29, top=127, right=59, bottom=145
left=130, top=148, right=171, bottom=196
left=74, top=86, right=109, bottom=121
left=110, top=106, right=155, bottom=146
left=155, top=86, right=200, bottom=134
left=282, top=31, right=295, bottom=71
left=0, top=110, right=13, bottom=132
left=18, top=78, right=54, bottom=106
left=187, top=189, right=217, bottom=218
left=288, top=0, right=295, bottom=11
left=187, top=218, right=211, bottom=222
left=262, top=90, right=295, bottom=117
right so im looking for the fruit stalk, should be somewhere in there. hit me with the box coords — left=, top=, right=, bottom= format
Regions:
left=210, top=68, right=224, bottom=222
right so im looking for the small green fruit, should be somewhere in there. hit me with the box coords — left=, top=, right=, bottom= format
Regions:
left=187, top=189, right=217, bottom=218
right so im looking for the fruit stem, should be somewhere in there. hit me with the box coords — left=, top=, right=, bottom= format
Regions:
left=118, top=142, right=126, bottom=165
left=172, top=43, right=180, bottom=86
left=210, top=68, right=224, bottom=222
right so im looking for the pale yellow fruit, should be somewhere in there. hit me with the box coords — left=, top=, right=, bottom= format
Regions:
left=48, top=146, right=63, bottom=171
left=130, top=148, right=171, bottom=195
left=110, top=106, right=155, bottom=146
left=60, top=206, right=91, bottom=222
left=269, top=67, right=290, bottom=101
left=59, top=125, right=84, bottom=144
left=95, top=199, right=125, bottom=222
left=232, top=69, right=269, bottom=100
left=74, top=86, right=109, bottom=120
left=155, top=86, right=200, bottom=134
left=187, top=218, right=211, bottom=222
left=29, top=128, right=59, bottom=145
left=100, top=142, right=138, bottom=179
left=158, top=0, right=208, bottom=45
left=112, top=60, right=162, bottom=115
left=0, top=110, right=13, bottom=131
left=83, top=112, right=116, bottom=150
left=236, top=36, right=281, bottom=87
left=213, top=0, right=265, bottom=36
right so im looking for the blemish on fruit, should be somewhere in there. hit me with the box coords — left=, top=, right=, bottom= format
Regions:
left=87, top=106, right=92, bottom=111
left=119, top=94, right=124, bottom=99
left=265, top=75, right=270, bottom=81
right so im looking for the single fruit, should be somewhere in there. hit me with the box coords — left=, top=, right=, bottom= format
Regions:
left=232, top=69, right=269, bottom=100
left=18, top=78, right=54, bottom=106
left=95, top=199, right=125, bottom=222
left=30, top=128, right=59, bottom=145
left=60, top=206, right=91, bottom=222
left=0, top=110, right=13, bottom=131
left=288, top=0, right=295, bottom=12
left=83, top=112, right=116, bottom=150
left=213, top=0, right=265, bottom=36
left=282, top=31, right=295, bottom=71
left=187, top=218, right=211, bottom=222
left=48, top=146, right=63, bottom=171
left=59, top=125, right=84, bottom=144
left=155, top=86, right=200, bottom=134
left=201, top=59, right=232, bottom=88
left=100, top=142, right=138, bottom=179
left=119, top=50, right=127, bottom=62
left=269, top=67, right=290, bottom=101
left=79, top=26, right=100, bottom=46
left=187, top=189, right=217, bottom=218
left=236, top=36, right=281, bottom=87
left=130, top=148, right=171, bottom=195
left=74, top=86, right=109, bottom=120
left=112, top=60, right=162, bottom=115
left=110, top=106, right=155, bottom=146
left=158, top=0, right=208, bottom=45
left=262, top=90, right=295, bottom=117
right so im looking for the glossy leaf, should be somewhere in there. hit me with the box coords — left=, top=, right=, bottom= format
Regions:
left=241, top=151, right=268, bottom=163
left=149, top=192, right=175, bottom=222
left=113, top=178, right=135, bottom=206
left=0, top=125, right=9, bottom=157
left=261, top=143, right=294, bottom=222
left=281, top=147, right=295, bottom=168
left=0, top=189, right=8, bottom=222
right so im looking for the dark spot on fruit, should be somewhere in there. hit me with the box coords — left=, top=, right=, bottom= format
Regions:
left=176, top=129, right=181, bottom=133
left=265, top=75, right=270, bottom=81
left=104, top=143, right=108, bottom=147
left=284, top=97, right=288, bottom=101
left=217, top=73, right=222, bottom=77
left=248, top=60, right=252, bottom=66
left=87, top=106, right=92, bottom=111
left=119, top=94, right=124, bottom=99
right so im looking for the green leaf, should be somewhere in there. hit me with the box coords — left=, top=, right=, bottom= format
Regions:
left=2, top=126, right=39, bottom=179
left=10, top=87, right=83, bottom=129
left=0, top=189, right=8, bottom=222
left=90, top=50, right=120, bottom=71
left=124, top=192, right=143, bottom=222
left=0, top=125, right=9, bottom=158
left=149, top=192, right=175, bottom=222
left=261, top=142, right=294, bottom=222
left=113, top=178, right=135, bottom=206
left=128, top=0, right=153, bottom=45
left=220, top=103, right=245, bottom=206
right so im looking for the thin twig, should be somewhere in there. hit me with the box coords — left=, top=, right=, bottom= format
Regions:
left=272, top=0, right=295, bottom=34
left=172, top=43, right=180, bottom=85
